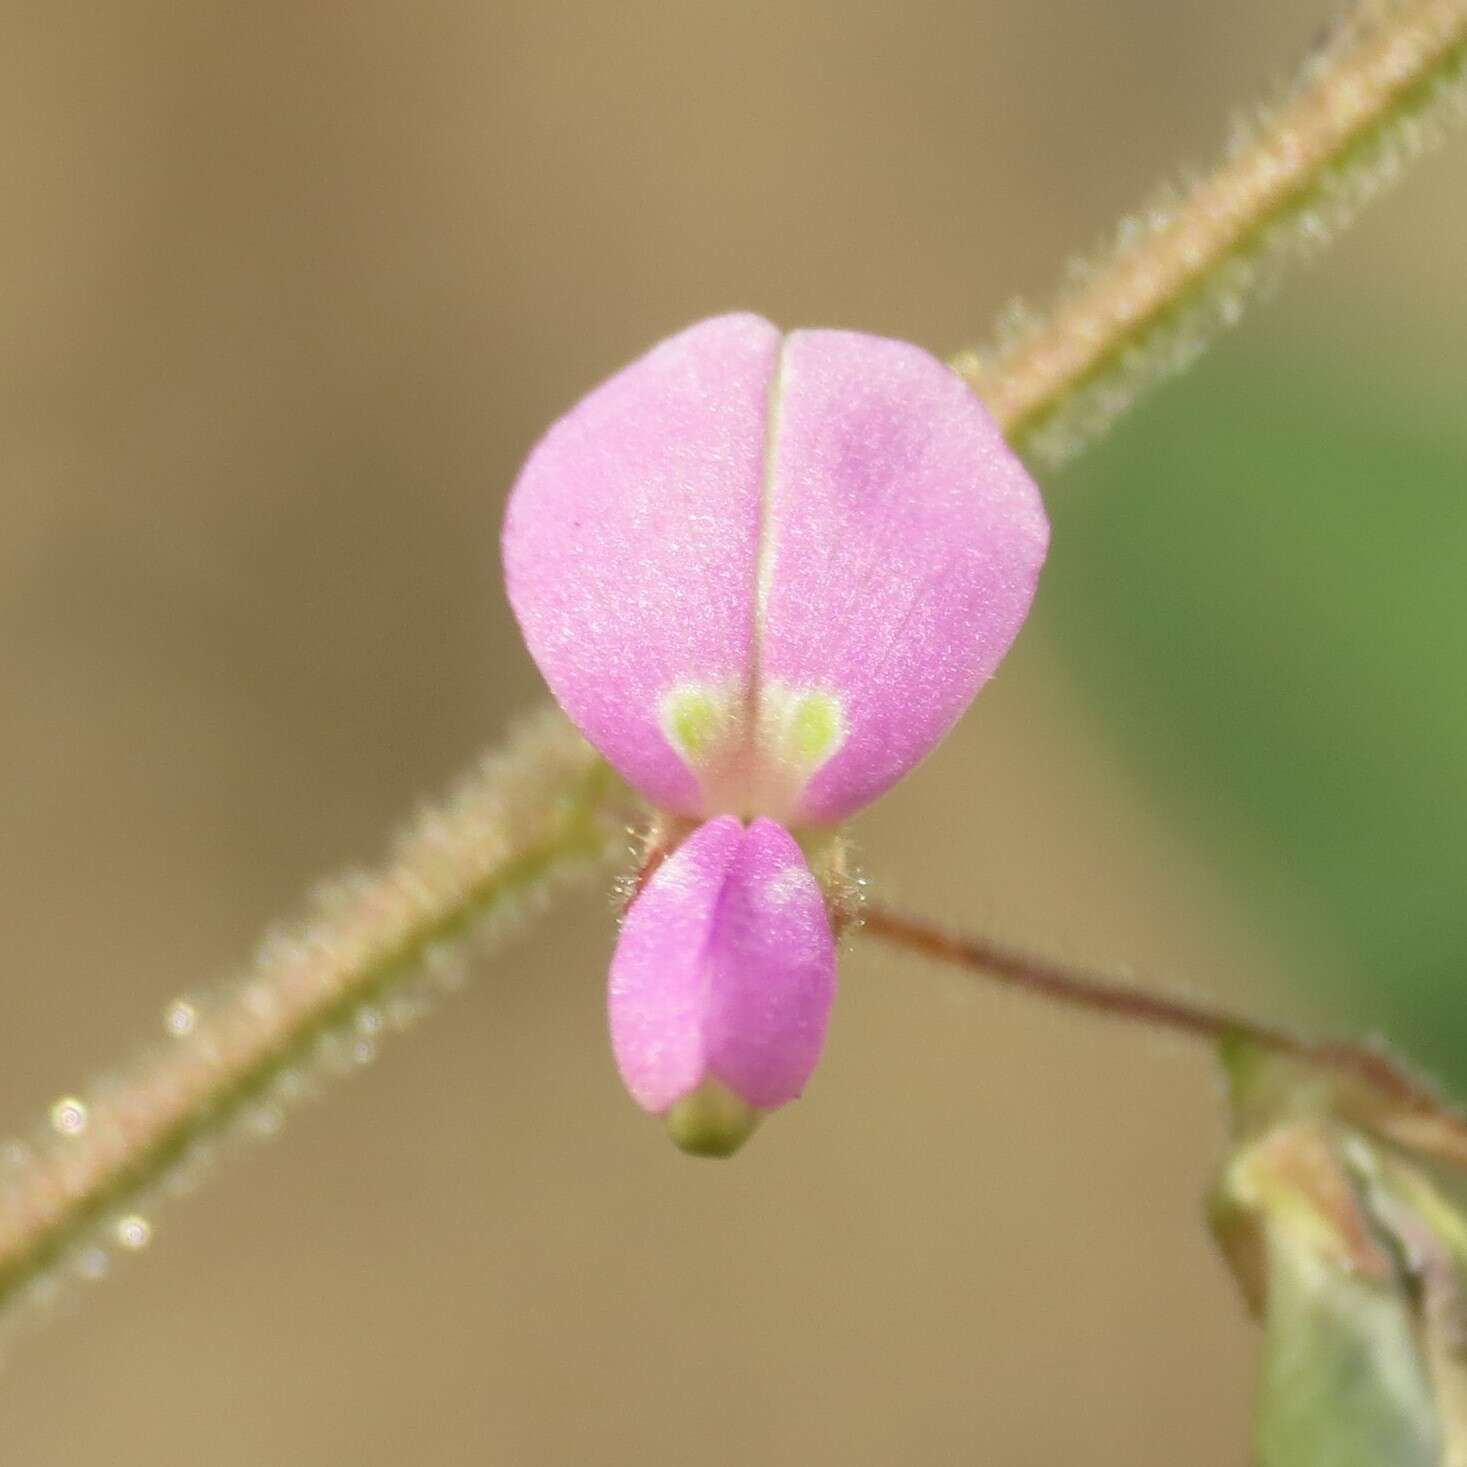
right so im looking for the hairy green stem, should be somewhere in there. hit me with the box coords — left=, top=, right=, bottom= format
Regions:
left=0, top=708, right=625, bottom=1332
left=4, top=0, right=1467, bottom=1350
left=959, top=0, right=1467, bottom=464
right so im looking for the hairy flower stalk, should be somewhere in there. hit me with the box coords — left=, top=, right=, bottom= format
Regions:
left=2, top=0, right=1465, bottom=1342
left=860, top=906, right=1467, bottom=1172
left=957, top=0, right=1467, bottom=465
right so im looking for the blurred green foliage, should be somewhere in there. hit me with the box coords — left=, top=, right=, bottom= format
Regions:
left=1042, top=327, right=1467, bottom=1085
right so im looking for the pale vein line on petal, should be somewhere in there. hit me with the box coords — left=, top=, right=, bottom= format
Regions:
left=749, top=336, right=791, bottom=731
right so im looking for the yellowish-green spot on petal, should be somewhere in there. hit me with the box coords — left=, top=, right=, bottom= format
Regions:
left=658, top=680, right=844, bottom=819
left=787, top=691, right=843, bottom=765
left=660, top=684, right=738, bottom=767
left=664, top=1079, right=760, bottom=1158
left=760, top=685, right=846, bottom=780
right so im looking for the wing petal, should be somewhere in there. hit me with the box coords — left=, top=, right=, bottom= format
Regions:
left=608, top=817, right=836, bottom=1113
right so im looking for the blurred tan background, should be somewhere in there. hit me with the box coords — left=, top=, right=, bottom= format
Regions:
left=2, top=3, right=1464, bottom=1462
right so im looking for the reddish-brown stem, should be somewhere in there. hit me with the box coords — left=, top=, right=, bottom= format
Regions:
left=861, top=904, right=1467, bottom=1166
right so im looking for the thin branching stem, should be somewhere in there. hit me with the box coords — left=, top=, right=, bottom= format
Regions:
left=960, top=0, right=1467, bottom=463
left=3, top=0, right=1466, bottom=1346
left=862, top=905, right=1467, bottom=1167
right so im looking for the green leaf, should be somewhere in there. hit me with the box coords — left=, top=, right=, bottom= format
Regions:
left=1042, top=332, right=1467, bottom=1085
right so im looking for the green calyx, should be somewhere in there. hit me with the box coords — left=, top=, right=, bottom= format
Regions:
left=664, top=1080, right=761, bottom=1159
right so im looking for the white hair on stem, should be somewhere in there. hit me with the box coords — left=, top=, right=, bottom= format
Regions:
left=2, top=0, right=1467, bottom=1351
left=956, top=0, right=1467, bottom=466
left=0, top=706, right=624, bottom=1347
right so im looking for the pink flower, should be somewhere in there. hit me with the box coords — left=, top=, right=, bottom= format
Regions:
left=503, top=314, right=1047, bottom=1153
